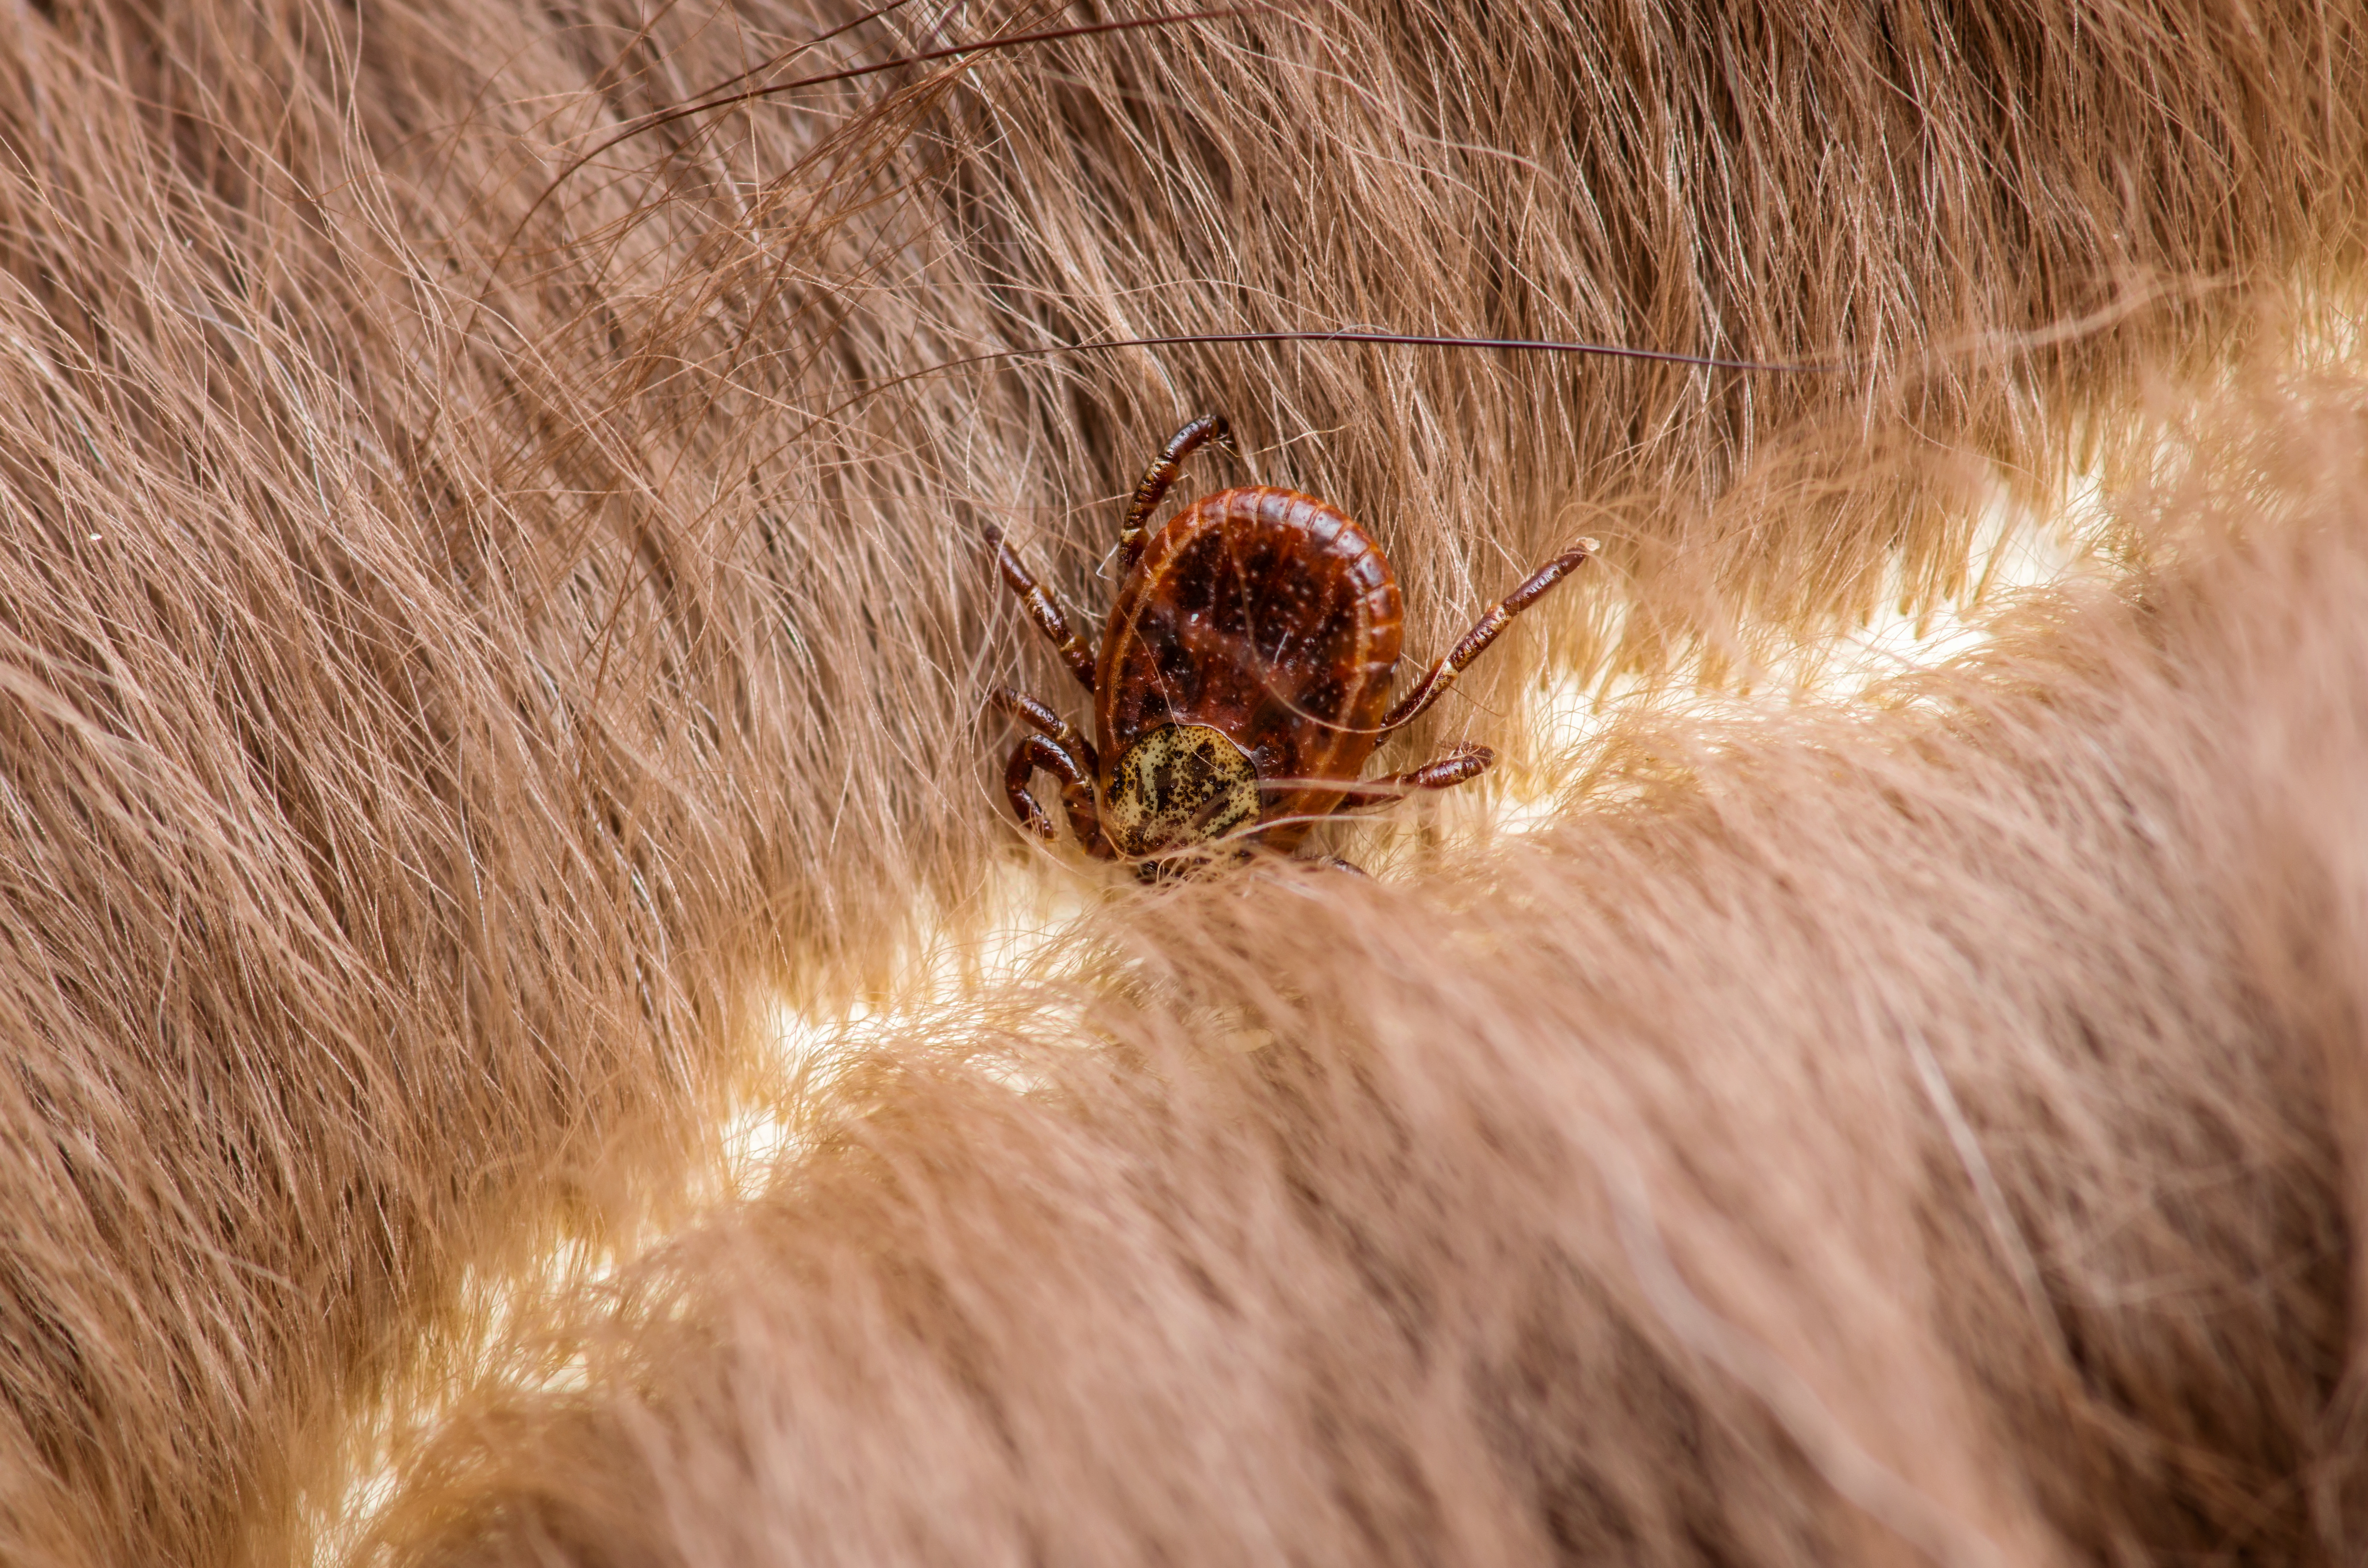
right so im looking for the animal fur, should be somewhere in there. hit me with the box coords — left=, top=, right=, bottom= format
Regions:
left=358, top=389, right=2368, bottom=1566
left=0, top=0, right=2362, bottom=1564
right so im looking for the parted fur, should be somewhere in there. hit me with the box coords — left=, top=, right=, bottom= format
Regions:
left=361, top=392, right=2368, bottom=1566
left=0, top=0, right=2363, bottom=1564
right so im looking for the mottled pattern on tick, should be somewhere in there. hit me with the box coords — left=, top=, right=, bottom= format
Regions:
left=1102, top=723, right=1262, bottom=858
left=1097, top=488, right=1403, bottom=854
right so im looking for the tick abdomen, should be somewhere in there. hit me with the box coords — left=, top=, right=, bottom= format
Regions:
left=989, top=417, right=1585, bottom=866
left=1097, top=487, right=1405, bottom=851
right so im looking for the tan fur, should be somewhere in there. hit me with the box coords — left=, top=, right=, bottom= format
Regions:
left=0, top=0, right=2362, bottom=1564
left=353, top=400, right=2368, bottom=1564
left=366, top=392, right=2368, bottom=1565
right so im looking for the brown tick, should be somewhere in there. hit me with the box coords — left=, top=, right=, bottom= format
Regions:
left=985, top=414, right=1593, bottom=877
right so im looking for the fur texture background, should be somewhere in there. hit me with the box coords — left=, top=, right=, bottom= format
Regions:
left=369, top=416, right=2368, bottom=1566
left=0, top=0, right=2361, bottom=1564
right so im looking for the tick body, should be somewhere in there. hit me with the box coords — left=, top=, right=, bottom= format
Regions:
left=987, top=414, right=1592, bottom=875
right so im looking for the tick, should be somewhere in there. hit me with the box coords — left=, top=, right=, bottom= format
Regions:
left=985, top=413, right=1594, bottom=876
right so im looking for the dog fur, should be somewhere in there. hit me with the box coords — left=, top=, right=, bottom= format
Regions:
left=0, top=1, right=2363, bottom=1563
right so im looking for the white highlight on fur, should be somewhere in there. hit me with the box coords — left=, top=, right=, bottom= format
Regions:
left=723, top=866, right=1096, bottom=1198
left=1491, top=468, right=2106, bottom=838
left=328, top=864, right=1098, bottom=1555
left=310, top=1241, right=619, bottom=1565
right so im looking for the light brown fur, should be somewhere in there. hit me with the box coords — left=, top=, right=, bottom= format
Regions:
left=0, top=1, right=2363, bottom=1564
left=361, top=388, right=2368, bottom=1564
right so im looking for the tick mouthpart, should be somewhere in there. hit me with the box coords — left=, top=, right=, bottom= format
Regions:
left=1102, top=722, right=1262, bottom=859
left=1130, top=841, right=1258, bottom=884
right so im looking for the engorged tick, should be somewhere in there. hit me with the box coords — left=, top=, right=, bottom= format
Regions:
left=985, top=413, right=1594, bottom=878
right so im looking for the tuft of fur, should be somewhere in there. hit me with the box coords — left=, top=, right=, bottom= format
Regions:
left=0, top=1, right=2364, bottom=1564
left=363, top=385, right=2368, bottom=1565
left=0, top=2, right=946, bottom=1559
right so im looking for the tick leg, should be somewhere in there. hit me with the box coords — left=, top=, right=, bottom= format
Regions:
left=1380, top=539, right=1597, bottom=731
left=1329, top=743, right=1495, bottom=810
left=986, top=686, right=1099, bottom=778
left=984, top=524, right=1096, bottom=692
left=1005, top=734, right=1113, bottom=858
left=1119, top=413, right=1232, bottom=567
